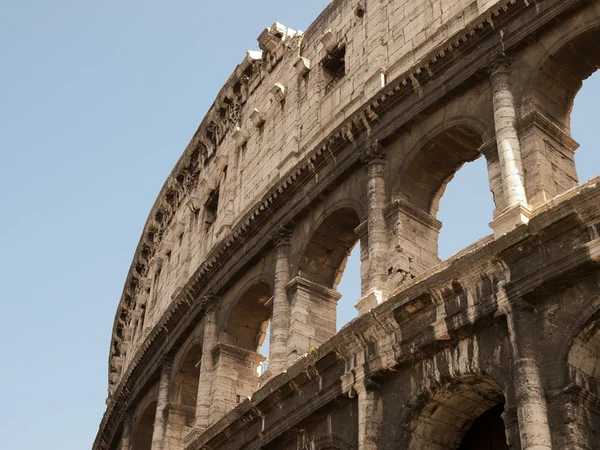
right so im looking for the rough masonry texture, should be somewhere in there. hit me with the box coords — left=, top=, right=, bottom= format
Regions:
left=94, top=0, right=600, bottom=449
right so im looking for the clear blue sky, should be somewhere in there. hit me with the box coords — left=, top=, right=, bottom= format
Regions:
left=0, top=2, right=597, bottom=449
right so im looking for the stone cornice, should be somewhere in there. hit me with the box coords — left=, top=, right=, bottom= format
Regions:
left=94, top=0, right=589, bottom=448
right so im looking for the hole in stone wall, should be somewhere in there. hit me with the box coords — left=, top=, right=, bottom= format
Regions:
left=572, top=72, right=600, bottom=185
left=437, top=157, right=493, bottom=261
left=322, top=45, right=346, bottom=95
left=205, top=187, right=219, bottom=229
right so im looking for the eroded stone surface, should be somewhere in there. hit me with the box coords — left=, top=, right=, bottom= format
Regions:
left=94, top=1, right=600, bottom=449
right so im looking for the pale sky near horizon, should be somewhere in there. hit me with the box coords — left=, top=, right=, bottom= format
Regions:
left=0, top=2, right=598, bottom=450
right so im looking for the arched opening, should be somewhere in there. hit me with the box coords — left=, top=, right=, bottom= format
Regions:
left=408, top=376, right=506, bottom=450
left=168, top=343, right=202, bottom=437
left=523, top=24, right=600, bottom=206
left=221, top=282, right=271, bottom=352
left=392, top=125, right=494, bottom=281
left=437, top=158, right=494, bottom=260
left=565, top=309, right=600, bottom=449
left=132, top=400, right=156, bottom=450
left=291, top=206, right=362, bottom=357
left=459, top=404, right=508, bottom=450
left=212, top=281, right=272, bottom=412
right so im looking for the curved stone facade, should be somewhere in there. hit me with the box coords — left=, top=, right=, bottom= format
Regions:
left=94, top=0, right=600, bottom=449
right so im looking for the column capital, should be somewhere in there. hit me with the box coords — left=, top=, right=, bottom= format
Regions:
left=488, top=54, right=512, bottom=77
left=359, top=139, right=386, bottom=165
left=122, top=411, right=134, bottom=426
left=202, top=293, right=220, bottom=314
left=271, top=227, right=292, bottom=247
left=160, top=356, right=174, bottom=371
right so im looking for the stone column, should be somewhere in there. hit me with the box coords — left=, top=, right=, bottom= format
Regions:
left=193, top=297, right=219, bottom=431
left=356, top=141, right=388, bottom=315
left=120, top=413, right=133, bottom=450
left=489, top=57, right=532, bottom=236
left=506, top=299, right=553, bottom=450
left=354, top=378, right=382, bottom=450
left=151, top=359, right=173, bottom=450
left=269, top=229, right=292, bottom=375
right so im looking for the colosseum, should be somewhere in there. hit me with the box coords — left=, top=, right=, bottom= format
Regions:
left=93, top=0, right=600, bottom=449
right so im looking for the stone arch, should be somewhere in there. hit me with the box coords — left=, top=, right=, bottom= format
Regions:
left=296, top=202, right=363, bottom=290
left=518, top=11, right=600, bottom=206
left=163, top=340, right=203, bottom=443
left=220, top=279, right=273, bottom=351
left=132, top=388, right=159, bottom=450
left=387, top=123, right=492, bottom=283
left=209, top=278, right=273, bottom=418
left=550, top=294, right=600, bottom=449
left=392, top=123, right=488, bottom=217
left=524, top=18, right=600, bottom=133
left=171, top=339, right=203, bottom=406
left=405, top=374, right=506, bottom=450
left=308, top=433, right=354, bottom=449
left=554, top=294, right=600, bottom=390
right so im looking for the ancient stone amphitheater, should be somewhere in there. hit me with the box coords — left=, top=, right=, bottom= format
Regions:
left=93, top=0, right=600, bottom=449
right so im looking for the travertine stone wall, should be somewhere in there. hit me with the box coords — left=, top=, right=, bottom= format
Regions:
left=95, top=1, right=600, bottom=449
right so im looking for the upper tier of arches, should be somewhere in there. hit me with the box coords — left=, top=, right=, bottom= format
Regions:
left=104, top=0, right=600, bottom=425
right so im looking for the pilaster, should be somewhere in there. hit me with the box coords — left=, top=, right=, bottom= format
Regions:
left=268, top=228, right=292, bottom=375
left=354, top=377, right=382, bottom=450
left=489, top=57, right=531, bottom=236
left=192, top=296, right=219, bottom=432
left=120, top=412, right=133, bottom=450
left=151, top=359, right=173, bottom=450
left=505, top=298, right=553, bottom=450
left=357, top=140, right=388, bottom=314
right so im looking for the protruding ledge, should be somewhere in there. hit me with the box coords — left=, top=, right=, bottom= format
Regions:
left=490, top=204, right=532, bottom=237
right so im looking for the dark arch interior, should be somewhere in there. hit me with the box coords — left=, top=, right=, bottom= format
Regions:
left=409, top=377, right=505, bottom=450
left=298, top=207, right=361, bottom=289
left=533, top=25, right=600, bottom=131
left=568, top=311, right=600, bottom=448
left=459, top=404, right=508, bottom=450
left=133, top=400, right=156, bottom=450
left=222, top=282, right=272, bottom=351
left=396, top=125, right=485, bottom=217
left=173, top=343, right=202, bottom=408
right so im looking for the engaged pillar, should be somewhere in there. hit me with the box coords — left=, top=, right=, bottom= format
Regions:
left=268, top=229, right=292, bottom=375
left=120, top=413, right=133, bottom=450
left=506, top=299, right=553, bottom=450
left=356, top=140, right=388, bottom=315
left=150, top=359, right=173, bottom=450
left=354, top=377, right=382, bottom=450
left=489, top=57, right=532, bottom=236
left=193, top=297, right=219, bottom=431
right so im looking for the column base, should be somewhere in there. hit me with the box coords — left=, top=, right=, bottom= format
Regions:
left=490, top=204, right=532, bottom=237
left=355, top=288, right=386, bottom=316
